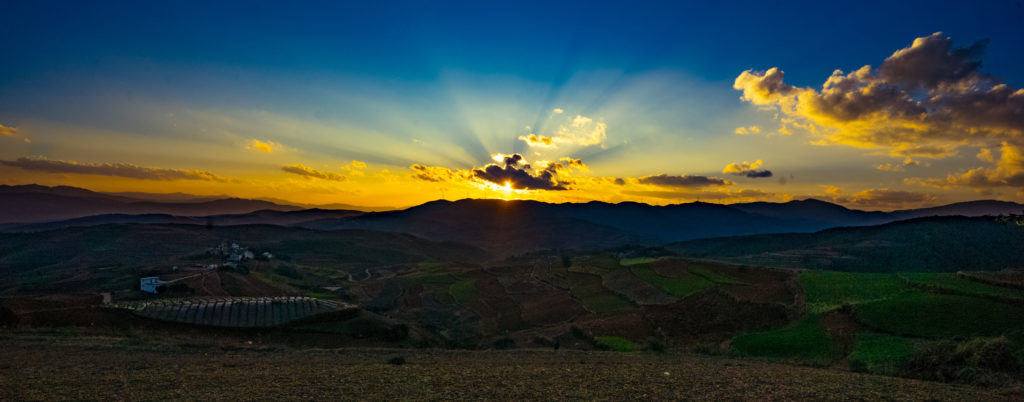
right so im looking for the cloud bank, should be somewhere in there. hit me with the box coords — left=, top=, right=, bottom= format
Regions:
left=0, top=157, right=229, bottom=181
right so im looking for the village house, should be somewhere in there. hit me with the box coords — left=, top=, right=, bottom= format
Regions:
left=139, top=277, right=167, bottom=294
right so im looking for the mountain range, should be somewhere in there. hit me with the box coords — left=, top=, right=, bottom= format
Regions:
left=3, top=184, right=1023, bottom=255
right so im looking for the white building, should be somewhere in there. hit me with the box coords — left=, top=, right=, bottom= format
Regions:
left=140, top=277, right=167, bottom=294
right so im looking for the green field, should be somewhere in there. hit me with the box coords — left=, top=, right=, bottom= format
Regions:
left=900, top=273, right=1024, bottom=301
left=448, top=279, right=478, bottom=305
left=857, top=291, right=1024, bottom=338
left=619, top=257, right=659, bottom=266
left=630, top=264, right=715, bottom=298
left=849, top=332, right=918, bottom=368
left=594, top=336, right=642, bottom=352
left=799, top=271, right=910, bottom=313
left=568, top=272, right=633, bottom=313
left=732, top=315, right=833, bottom=362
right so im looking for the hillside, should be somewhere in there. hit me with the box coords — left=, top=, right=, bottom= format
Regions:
left=665, top=216, right=1024, bottom=272
left=0, top=185, right=303, bottom=223
left=301, top=199, right=826, bottom=254
left=0, top=209, right=364, bottom=233
left=0, top=224, right=488, bottom=295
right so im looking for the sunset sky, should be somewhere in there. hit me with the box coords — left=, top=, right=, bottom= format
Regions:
left=1, top=1, right=1023, bottom=210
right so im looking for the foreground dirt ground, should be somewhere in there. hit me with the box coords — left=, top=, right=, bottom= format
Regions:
left=0, top=332, right=1018, bottom=401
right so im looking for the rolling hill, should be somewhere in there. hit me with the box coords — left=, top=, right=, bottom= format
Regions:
left=0, top=185, right=303, bottom=223
left=665, top=216, right=1024, bottom=272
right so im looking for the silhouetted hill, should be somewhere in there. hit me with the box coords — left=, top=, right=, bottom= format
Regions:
left=0, top=185, right=304, bottom=223
left=301, top=199, right=827, bottom=254
left=890, top=200, right=1024, bottom=220
left=0, top=209, right=365, bottom=233
left=729, top=199, right=893, bottom=228
left=665, top=216, right=1024, bottom=272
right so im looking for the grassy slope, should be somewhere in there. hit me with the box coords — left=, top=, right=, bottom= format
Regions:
left=857, top=292, right=1024, bottom=338
left=0, top=333, right=1011, bottom=401
left=799, top=271, right=910, bottom=314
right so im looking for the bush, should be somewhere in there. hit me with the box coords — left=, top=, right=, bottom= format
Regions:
left=274, top=264, right=303, bottom=280
left=899, top=337, right=1023, bottom=386
left=493, top=336, right=516, bottom=350
left=646, top=338, right=667, bottom=353
left=387, top=356, right=406, bottom=365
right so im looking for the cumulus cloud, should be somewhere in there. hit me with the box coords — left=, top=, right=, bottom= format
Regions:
left=0, top=123, right=16, bottom=137
left=636, top=174, right=732, bottom=188
left=733, top=126, right=761, bottom=135
left=907, top=143, right=1024, bottom=189
left=246, top=139, right=280, bottom=153
left=473, top=153, right=576, bottom=190
left=734, top=33, right=1024, bottom=159
left=519, top=113, right=607, bottom=148
left=281, top=164, right=346, bottom=181
left=723, top=160, right=773, bottom=178
left=410, top=153, right=587, bottom=191
left=518, top=133, right=554, bottom=147
left=351, top=160, right=367, bottom=169
left=0, top=157, right=230, bottom=181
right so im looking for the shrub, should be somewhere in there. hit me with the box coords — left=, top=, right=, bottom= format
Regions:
left=898, top=337, right=1023, bottom=386
left=274, top=264, right=303, bottom=280
left=492, top=336, right=516, bottom=350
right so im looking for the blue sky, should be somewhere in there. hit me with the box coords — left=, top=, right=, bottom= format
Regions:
left=1, top=1, right=1023, bottom=208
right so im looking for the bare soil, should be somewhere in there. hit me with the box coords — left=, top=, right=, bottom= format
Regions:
left=0, top=332, right=1017, bottom=401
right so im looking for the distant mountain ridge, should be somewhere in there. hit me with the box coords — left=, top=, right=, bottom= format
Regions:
left=0, top=184, right=304, bottom=223
left=300, top=198, right=1024, bottom=254
left=4, top=185, right=1024, bottom=255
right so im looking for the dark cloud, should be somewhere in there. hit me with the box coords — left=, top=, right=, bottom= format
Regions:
left=281, top=164, right=346, bottom=181
left=0, top=157, right=229, bottom=181
left=637, top=174, right=732, bottom=188
left=472, top=153, right=568, bottom=190
left=878, top=34, right=987, bottom=90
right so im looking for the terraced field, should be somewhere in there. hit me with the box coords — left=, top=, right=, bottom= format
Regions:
left=119, top=297, right=355, bottom=328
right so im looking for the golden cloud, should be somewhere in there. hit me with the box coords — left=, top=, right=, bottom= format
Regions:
left=734, top=33, right=1023, bottom=158
left=246, top=139, right=281, bottom=153
left=519, top=113, right=607, bottom=148
left=906, top=143, right=1024, bottom=190
left=0, top=123, right=16, bottom=137
left=733, top=126, right=761, bottom=135
left=723, top=160, right=773, bottom=178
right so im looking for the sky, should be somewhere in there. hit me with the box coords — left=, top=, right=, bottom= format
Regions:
left=1, top=1, right=1023, bottom=210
